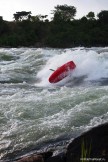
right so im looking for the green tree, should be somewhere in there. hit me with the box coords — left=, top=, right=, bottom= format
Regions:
left=30, top=15, right=48, bottom=22
left=97, top=10, right=108, bottom=23
left=52, top=4, right=76, bottom=22
left=30, top=15, right=41, bottom=22
left=40, top=15, right=48, bottom=21
left=86, top=12, right=95, bottom=20
left=80, top=16, right=88, bottom=22
left=13, top=11, right=31, bottom=21
left=0, top=16, right=3, bottom=21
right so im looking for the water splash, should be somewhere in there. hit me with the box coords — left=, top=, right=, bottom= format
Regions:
left=36, top=49, right=108, bottom=87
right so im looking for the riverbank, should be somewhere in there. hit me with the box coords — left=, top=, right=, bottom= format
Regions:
left=0, top=17, right=108, bottom=48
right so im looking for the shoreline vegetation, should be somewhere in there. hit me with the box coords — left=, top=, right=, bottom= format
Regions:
left=0, top=5, right=108, bottom=48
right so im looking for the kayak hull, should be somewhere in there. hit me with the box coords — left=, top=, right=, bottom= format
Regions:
left=49, top=61, right=76, bottom=83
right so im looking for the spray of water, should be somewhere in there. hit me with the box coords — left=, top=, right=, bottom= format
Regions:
left=36, top=49, right=108, bottom=87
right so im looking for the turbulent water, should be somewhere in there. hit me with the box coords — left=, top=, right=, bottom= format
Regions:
left=0, top=47, right=108, bottom=161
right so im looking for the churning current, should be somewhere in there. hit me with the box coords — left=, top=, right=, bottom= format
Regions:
left=0, top=47, right=108, bottom=160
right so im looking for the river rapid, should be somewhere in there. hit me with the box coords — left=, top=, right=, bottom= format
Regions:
left=0, top=47, right=108, bottom=161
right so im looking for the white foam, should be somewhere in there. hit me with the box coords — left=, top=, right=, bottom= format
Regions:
left=36, top=49, right=108, bottom=87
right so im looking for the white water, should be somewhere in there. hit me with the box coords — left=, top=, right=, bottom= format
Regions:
left=0, top=47, right=108, bottom=161
left=37, top=48, right=108, bottom=87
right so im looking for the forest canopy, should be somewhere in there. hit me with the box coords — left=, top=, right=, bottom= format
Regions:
left=0, top=5, right=108, bottom=48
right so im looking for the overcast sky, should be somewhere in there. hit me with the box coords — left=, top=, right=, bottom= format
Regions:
left=0, top=0, right=108, bottom=21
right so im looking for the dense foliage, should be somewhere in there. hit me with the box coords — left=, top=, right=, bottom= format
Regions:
left=52, top=5, right=76, bottom=22
left=0, top=5, right=108, bottom=48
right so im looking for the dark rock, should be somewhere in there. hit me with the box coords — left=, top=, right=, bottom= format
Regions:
left=14, top=123, right=108, bottom=162
left=66, top=123, right=108, bottom=162
left=45, top=152, right=66, bottom=162
left=16, top=154, right=44, bottom=162
left=15, top=151, right=53, bottom=162
left=39, top=151, right=53, bottom=161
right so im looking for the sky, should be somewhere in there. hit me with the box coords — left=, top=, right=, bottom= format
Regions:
left=0, top=0, right=108, bottom=21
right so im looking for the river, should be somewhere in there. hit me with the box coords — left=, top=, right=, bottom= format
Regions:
left=0, top=47, right=108, bottom=161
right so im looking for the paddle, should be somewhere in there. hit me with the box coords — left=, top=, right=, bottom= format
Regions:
left=49, top=69, right=55, bottom=71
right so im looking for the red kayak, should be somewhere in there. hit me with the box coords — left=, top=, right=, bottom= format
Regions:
left=49, top=61, right=76, bottom=83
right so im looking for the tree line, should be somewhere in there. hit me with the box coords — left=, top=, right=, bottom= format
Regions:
left=0, top=5, right=108, bottom=48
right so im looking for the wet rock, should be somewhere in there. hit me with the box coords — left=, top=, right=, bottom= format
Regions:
left=45, top=152, right=66, bottom=162
left=15, top=151, right=53, bottom=162
left=15, top=123, right=108, bottom=162
left=16, top=154, right=44, bottom=162
left=40, top=151, right=53, bottom=160
left=66, top=123, right=108, bottom=162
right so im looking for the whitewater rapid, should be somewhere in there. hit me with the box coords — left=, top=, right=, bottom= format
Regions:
left=0, top=47, right=108, bottom=161
left=36, top=48, right=108, bottom=87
